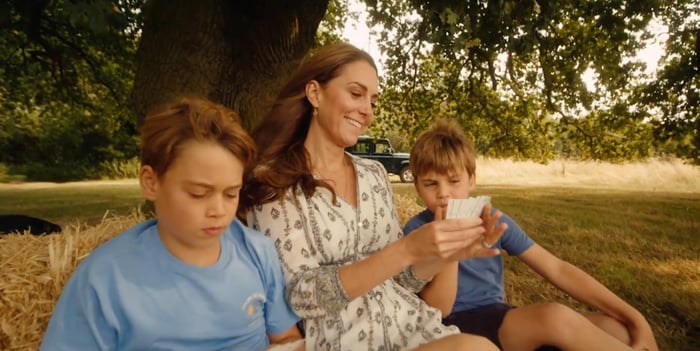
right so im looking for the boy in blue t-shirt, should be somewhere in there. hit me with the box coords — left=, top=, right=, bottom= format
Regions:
left=41, top=97, right=303, bottom=351
left=403, top=119, right=658, bottom=351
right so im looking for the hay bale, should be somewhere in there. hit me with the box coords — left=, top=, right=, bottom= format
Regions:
left=0, top=212, right=143, bottom=350
left=394, top=193, right=422, bottom=227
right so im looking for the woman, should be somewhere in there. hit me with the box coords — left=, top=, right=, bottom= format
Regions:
left=241, top=42, right=502, bottom=351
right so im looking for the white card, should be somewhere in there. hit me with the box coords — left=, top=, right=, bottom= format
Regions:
left=446, top=196, right=491, bottom=219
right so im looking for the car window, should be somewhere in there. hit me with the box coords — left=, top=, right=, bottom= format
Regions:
left=375, top=141, right=391, bottom=154
left=355, top=140, right=370, bottom=154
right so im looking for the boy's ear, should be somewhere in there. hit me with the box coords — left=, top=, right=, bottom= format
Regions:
left=305, top=80, right=321, bottom=108
left=139, top=165, right=159, bottom=201
left=468, top=171, right=477, bottom=191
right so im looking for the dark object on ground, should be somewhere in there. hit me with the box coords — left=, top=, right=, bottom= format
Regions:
left=0, top=214, right=63, bottom=235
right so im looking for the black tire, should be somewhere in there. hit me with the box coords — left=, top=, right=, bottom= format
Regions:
left=399, top=166, right=414, bottom=183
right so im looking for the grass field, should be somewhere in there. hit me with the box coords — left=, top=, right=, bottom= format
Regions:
left=0, top=180, right=142, bottom=227
left=1, top=158, right=699, bottom=350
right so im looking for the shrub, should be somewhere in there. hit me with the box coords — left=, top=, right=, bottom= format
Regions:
left=98, top=157, right=140, bottom=179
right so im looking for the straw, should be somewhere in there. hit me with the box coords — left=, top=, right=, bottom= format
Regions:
left=0, top=212, right=143, bottom=350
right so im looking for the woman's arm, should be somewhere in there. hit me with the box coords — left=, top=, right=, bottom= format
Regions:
left=340, top=213, right=498, bottom=298
left=417, top=205, right=507, bottom=317
left=250, top=190, right=487, bottom=318
left=267, top=325, right=304, bottom=350
left=413, top=206, right=457, bottom=316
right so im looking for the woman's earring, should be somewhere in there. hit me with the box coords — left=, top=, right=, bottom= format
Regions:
left=312, top=107, right=318, bottom=117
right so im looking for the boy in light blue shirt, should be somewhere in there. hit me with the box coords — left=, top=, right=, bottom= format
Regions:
left=41, top=97, right=302, bottom=351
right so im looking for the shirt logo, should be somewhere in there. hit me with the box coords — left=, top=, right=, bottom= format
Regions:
left=241, top=292, right=266, bottom=326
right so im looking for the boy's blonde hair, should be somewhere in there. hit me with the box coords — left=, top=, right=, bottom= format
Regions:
left=409, top=119, right=477, bottom=180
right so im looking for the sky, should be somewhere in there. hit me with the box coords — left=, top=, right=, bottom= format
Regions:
left=342, top=1, right=383, bottom=74
left=342, top=2, right=667, bottom=85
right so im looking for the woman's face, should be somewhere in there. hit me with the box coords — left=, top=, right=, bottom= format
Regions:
left=314, top=60, right=379, bottom=148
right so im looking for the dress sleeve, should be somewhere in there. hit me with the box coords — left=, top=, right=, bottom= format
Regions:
left=370, top=161, right=429, bottom=293
left=394, top=265, right=431, bottom=293
left=249, top=188, right=351, bottom=318
left=40, top=262, right=117, bottom=351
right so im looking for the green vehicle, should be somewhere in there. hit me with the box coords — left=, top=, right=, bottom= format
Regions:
left=346, top=135, right=413, bottom=183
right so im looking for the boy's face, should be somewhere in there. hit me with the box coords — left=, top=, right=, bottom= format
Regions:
left=415, top=168, right=476, bottom=216
left=139, top=140, right=243, bottom=263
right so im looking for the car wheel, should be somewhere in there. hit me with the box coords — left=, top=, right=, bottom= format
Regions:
left=399, top=166, right=413, bottom=183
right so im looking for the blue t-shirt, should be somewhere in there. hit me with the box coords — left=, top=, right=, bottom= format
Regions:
left=41, top=219, right=299, bottom=351
left=403, top=208, right=534, bottom=313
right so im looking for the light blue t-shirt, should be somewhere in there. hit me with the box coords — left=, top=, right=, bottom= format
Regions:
left=41, top=218, right=299, bottom=351
left=403, top=208, right=534, bottom=313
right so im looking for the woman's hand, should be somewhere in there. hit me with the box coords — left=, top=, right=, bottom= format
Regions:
left=266, top=339, right=305, bottom=351
left=403, top=206, right=485, bottom=263
left=479, top=203, right=508, bottom=251
left=441, top=203, right=506, bottom=262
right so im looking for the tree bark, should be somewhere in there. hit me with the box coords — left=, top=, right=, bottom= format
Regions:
left=132, top=0, right=329, bottom=130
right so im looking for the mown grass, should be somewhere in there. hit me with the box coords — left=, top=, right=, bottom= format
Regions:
left=491, top=186, right=699, bottom=351
left=2, top=180, right=698, bottom=350
left=0, top=181, right=143, bottom=227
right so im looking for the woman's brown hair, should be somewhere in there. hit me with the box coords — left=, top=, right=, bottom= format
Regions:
left=140, top=96, right=256, bottom=177
left=240, top=42, right=377, bottom=211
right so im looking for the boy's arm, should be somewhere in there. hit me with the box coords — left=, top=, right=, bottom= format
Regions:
left=418, top=262, right=459, bottom=316
left=519, top=244, right=658, bottom=351
left=267, top=325, right=304, bottom=350
left=417, top=205, right=507, bottom=317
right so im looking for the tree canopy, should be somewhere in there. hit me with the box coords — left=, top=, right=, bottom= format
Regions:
left=1, top=0, right=143, bottom=179
left=0, top=0, right=698, bottom=180
left=365, top=0, right=698, bottom=161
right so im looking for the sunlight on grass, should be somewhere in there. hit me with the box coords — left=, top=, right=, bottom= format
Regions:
left=477, top=157, right=700, bottom=193
left=650, top=258, right=700, bottom=294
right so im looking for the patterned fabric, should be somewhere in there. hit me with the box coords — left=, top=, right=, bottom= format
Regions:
left=248, top=154, right=459, bottom=351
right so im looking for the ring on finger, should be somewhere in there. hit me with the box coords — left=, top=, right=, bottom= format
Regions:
left=481, top=238, right=495, bottom=249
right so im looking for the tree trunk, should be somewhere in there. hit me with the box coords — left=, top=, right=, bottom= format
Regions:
left=131, top=0, right=329, bottom=130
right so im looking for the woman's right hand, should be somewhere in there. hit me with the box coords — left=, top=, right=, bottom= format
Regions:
left=404, top=206, right=498, bottom=264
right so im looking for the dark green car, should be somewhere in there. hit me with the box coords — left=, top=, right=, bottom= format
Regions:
left=346, top=136, right=413, bottom=183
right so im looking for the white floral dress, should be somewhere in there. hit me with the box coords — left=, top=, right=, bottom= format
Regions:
left=248, top=155, right=459, bottom=351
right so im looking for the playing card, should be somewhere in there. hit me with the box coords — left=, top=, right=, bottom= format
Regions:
left=446, top=196, right=491, bottom=219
